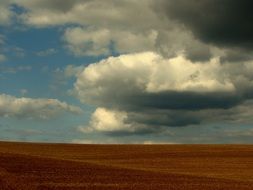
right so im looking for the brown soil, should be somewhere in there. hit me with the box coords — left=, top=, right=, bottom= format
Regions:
left=0, top=142, right=252, bottom=190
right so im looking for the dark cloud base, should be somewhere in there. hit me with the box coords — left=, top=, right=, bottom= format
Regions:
left=162, top=0, right=253, bottom=49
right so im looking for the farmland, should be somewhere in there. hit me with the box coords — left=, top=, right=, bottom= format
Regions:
left=0, top=142, right=252, bottom=189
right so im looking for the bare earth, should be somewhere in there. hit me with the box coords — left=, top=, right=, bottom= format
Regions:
left=0, top=142, right=252, bottom=190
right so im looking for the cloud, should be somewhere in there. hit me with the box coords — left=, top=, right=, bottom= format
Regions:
left=88, top=108, right=129, bottom=132
left=143, top=140, right=177, bottom=144
left=0, top=34, right=5, bottom=44
left=3, top=128, right=43, bottom=136
left=36, top=48, right=57, bottom=57
left=160, top=0, right=253, bottom=49
left=49, top=65, right=85, bottom=96
left=63, top=27, right=112, bottom=56
left=0, top=32, right=25, bottom=59
left=63, top=27, right=158, bottom=56
left=64, top=65, right=84, bottom=78
left=0, top=1, right=14, bottom=25
left=16, top=0, right=161, bottom=29
left=11, top=0, right=253, bottom=63
left=0, top=65, right=31, bottom=74
left=79, top=101, right=253, bottom=135
left=225, top=129, right=253, bottom=137
left=74, top=52, right=253, bottom=134
left=79, top=107, right=149, bottom=134
left=0, top=94, right=82, bottom=119
left=20, top=89, right=28, bottom=96
left=220, top=48, right=253, bottom=63
left=56, top=1, right=214, bottom=60
left=0, top=34, right=7, bottom=62
left=6, top=1, right=253, bottom=138
left=0, top=54, right=6, bottom=62
left=15, top=0, right=214, bottom=61
left=75, top=52, right=237, bottom=108
left=72, top=138, right=177, bottom=144
left=14, top=0, right=81, bottom=13
left=71, top=138, right=124, bottom=144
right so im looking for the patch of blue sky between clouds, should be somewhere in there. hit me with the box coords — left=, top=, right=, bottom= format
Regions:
left=0, top=8, right=100, bottom=142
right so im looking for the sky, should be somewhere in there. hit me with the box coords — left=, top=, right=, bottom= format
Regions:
left=0, top=0, right=253, bottom=144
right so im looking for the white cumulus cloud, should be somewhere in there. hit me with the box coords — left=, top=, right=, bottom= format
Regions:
left=74, top=52, right=253, bottom=133
left=0, top=94, right=82, bottom=119
left=75, top=52, right=236, bottom=105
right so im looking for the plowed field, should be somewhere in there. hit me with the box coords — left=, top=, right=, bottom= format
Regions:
left=0, top=142, right=252, bottom=190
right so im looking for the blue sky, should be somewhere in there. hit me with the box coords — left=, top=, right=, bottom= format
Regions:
left=0, top=1, right=253, bottom=144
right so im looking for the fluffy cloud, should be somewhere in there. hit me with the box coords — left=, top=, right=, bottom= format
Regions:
left=5, top=0, right=253, bottom=138
left=5, top=0, right=253, bottom=62
left=75, top=52, right=237, bottom=108
left=79, top=107, right=136, bottom=133
left=78, top=107, right=162, bottom=135
left=75, top=52, right=253, bottom=134
left=63, top=27, right=158, bottom=56
left=0, top=94, right=82, bottom=119
left=15, top=0, right=161, bottom=29
left=63, top=27, right=112, bottom=56
left=64, top=65, right=84, bottom=78
left=14, top=0, right=214, bottom=61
